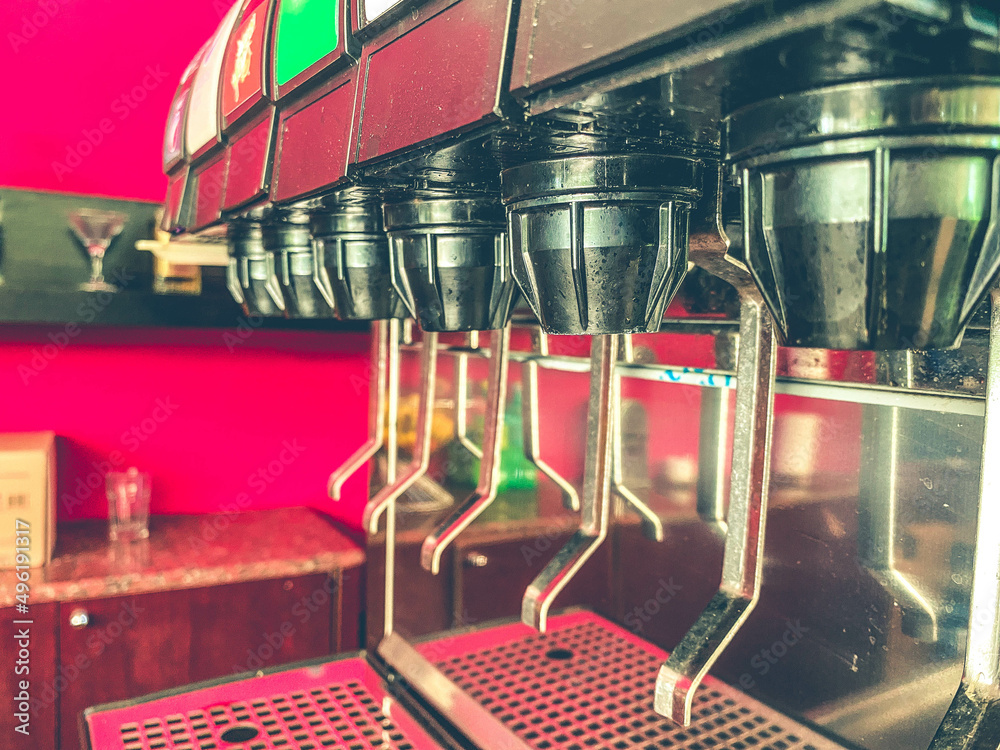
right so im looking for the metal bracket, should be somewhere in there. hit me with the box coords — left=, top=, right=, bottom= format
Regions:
left=613, top=334, right=664, bottom=542
left=328, top=319, right=396, bottom=501
left=523, top=328, right=581, bottom=512
left=654, top=289, right=776, bottom=726
left=522, top=334, right=620, bottom=633
left=362, top=332, right=439, bottom=536
left=654, top=166, right=778, bottom=726
left=421, top=325, right=512, bottom=575
left=929, top=287, right=1000, bottom=750
left=454, top=331, right=485, bottom=462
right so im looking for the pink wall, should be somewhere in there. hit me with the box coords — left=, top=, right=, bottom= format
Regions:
left=0, top=1, right=376, bottom=533
left=0, top=0, right=231, bottom=201
left=0, top=326, right=373, bottom=532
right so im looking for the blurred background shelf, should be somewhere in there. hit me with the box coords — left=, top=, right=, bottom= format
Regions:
left=0, top=188, right=366, bottom=331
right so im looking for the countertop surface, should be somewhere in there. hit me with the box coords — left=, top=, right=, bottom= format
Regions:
left=0, top=508, right=365, bottom=607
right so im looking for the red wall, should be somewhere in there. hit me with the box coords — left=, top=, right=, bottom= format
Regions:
left=0, top=1, right=377, bottom=533
left=0, top=0, right=231, bottom=201
left=0, top=326, right=373, bottom=532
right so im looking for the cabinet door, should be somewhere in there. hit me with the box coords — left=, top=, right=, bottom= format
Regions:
left=59, top=590, right=191, bottom=750
left=455, top=530, right=611, bottom=627
left=60, top=575, right=336, bottom=750
left=0, top=602, right=58, bottom=750
left=186, top=574, right=335, bottom=682
left=336, top=564, right=365, bottom=653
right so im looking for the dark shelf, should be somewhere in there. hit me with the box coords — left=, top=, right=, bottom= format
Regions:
left=0, top=188, right=366, bottom=331
left=0, top=286, right=368, bottom=330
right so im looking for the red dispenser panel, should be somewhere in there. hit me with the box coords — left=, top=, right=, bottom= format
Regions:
left=224, top=111, right=276, bottom=210
left=222, top=0, right=277, bottom=212
left=352, top=0, right=512, bottom=165
left=222, top=0, right=275, bottom=130
left=271, top=74, right=358, bottom=203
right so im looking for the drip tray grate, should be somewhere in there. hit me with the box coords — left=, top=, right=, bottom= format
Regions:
left=85, top=658, right=443, bottom=750
left=418, top=611, right=844, bottom=750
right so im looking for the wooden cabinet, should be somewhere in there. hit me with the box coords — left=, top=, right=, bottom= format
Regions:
left=0, top=602, right=59, bottom=750
left=185, top=575, right=335, bottom=682
left=55, top=574, right=344, bottom=750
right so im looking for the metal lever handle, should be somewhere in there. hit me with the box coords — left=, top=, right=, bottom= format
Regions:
left=455, top=331, right=484, bottom=461
left=523, top=329, right=581, bottom=512
left=613, top=334, right=664, bottom=542
left=421, top=325, right=511, bottom=575
left=328, top=320, right=392, bottom=501
left=226, top=258, right=246, bottom=307
left=263, top=253, right=286, bottom=312
left=362, top=332, right=439, bottom=535
left=522, top=334, right=620, bottom=633
left=929, top=287, right=1000, bottom=749
left=654, top=292, right=776, bottom=726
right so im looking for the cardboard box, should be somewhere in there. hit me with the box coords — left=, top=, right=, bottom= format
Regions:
left=0, top=432, right=56, bottom=568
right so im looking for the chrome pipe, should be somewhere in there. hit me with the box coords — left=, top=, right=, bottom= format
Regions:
left=523, top=328, right=581, bottom=512
left=929, top=287, right=1000, bottom=749
left=362, top=332, right=439, bottom=535
left=654, top=168, right=778, bottom=725
left=521, top=334, right=620, bottom=632
left=421, top=325, right=512, bottom=575
left=328, top=320, right=390, bottom=501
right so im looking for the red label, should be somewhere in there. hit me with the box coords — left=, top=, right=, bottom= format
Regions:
left=223, top=3, right=267, bottom=118
left=224, top=115, right=272, bottom=209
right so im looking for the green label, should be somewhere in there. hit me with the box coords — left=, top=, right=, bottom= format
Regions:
left=275, top=0, right=340, bottom=87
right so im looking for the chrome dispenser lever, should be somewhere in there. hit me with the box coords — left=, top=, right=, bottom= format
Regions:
left=226, top=257, right=246, bottom=308
left=378, top=320, right=402, bottom=641
left=402, top=318, right=415, bottom=345
left=613, top=334, right=664, bottom=542
left=654, top=288, right=776, bottom=725
left=654, top=168, right=777, bottom=726
left=328, top=320, right=393, bottom=501
left=928, top=288, right=1000, bottom=750
left=522, top=334, right=620, bottom=633
left=454, top=331, right=484, bottom=461
left=362, top=332, right=439, bottom=536
left=523, top=328, right=581, bottom=512
left=421, top=325, right=512, bottom=575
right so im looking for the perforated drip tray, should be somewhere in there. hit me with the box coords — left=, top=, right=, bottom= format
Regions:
left=412, top=611, right=845, bottom=750
left=84, top=658, right=445, bottom=750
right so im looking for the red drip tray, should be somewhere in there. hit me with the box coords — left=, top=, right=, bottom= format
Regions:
left=84, top=658, right=444, bottom=750
left=415, top=611, right=844, bottom=750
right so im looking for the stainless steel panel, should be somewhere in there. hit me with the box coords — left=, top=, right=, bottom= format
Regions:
left=372, top=319, right=986, bottom=749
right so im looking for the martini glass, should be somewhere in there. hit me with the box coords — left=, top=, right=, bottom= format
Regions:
left=68, top=208, right=128, bottom=292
